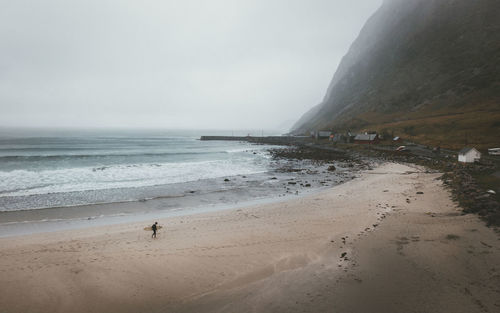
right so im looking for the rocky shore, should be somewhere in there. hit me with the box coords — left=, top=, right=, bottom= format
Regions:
left=267, top=143, right=500, bottom=228
left=363, top=147, right=500, bottom=228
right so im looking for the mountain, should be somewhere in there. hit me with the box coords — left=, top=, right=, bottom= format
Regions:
left=292, top=0, right=500, bottom=149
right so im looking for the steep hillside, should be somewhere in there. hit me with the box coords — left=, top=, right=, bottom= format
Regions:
left=292, top=0, right=500, bottom=149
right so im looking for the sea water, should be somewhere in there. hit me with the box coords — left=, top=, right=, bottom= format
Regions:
left=0, top=128, right=276, bottom=212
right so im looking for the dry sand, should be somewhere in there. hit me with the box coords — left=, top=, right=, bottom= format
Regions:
left=1, top=163, right=499, bottom=313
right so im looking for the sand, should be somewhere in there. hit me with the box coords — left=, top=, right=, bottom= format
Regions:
left=1, top=163, right=499, bottom=313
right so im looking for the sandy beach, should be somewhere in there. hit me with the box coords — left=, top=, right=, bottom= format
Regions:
left=1, top=162, right=499, bottom=313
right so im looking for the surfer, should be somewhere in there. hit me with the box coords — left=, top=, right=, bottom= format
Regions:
left=152, top=222, right=158, bottom=238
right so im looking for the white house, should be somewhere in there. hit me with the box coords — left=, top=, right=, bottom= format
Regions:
left=458, top=147, right=481, bottom=163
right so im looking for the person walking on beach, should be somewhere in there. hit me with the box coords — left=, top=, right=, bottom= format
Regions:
left=152, top=222, right=158, bottom=238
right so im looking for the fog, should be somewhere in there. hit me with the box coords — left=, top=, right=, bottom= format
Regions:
left=0, top=0, right=381, bottom=131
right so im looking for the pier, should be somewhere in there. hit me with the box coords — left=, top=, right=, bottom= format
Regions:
left=200, top=135, right=312, bottom=145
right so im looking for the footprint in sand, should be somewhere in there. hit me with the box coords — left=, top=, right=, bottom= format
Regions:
left=395, top=236, right=410, bottom=255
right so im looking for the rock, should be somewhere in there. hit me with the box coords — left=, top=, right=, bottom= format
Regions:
left=327, top=165, right=336, bottom=172
left=475, top=194, right=490, bottom=200
left=487, top=190, right=496, bottom=194
left=305, top=184, right=311, bottom=187
left=224, top=178, right=230, bottom=182
left=270, top=177, right=278, bottom=180
left=288, top=181, right=297, bottom=185
left=416, top=191, right=424, bottom=194
left=340, top=252, right=347, bottom=258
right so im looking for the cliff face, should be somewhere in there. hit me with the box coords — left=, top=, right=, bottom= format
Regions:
left=292, top=0, right=500, bottom=148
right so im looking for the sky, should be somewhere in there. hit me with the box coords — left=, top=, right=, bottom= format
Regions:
left=0, top=0, right=382, bottom=131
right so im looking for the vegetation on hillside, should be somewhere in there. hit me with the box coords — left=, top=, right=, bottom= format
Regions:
left=292, top=0, right=500, bottom=149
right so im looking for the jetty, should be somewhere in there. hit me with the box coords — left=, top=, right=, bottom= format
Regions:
left=200, top=135, right=311, bottom=145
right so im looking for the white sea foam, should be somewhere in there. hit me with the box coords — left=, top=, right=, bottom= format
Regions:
left=0, top=132, right=277, bottom=211
left=0, top=158, right=267, bottom=198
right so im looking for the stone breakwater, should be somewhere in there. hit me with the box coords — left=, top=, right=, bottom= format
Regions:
left=200, top=135, right=311, bottom=145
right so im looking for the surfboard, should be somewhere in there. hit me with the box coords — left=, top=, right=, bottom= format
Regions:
left=144, top=225, right=163, bottom=231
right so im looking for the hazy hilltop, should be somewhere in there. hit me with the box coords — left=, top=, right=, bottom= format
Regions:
left=292, top=0, right=500, bottom=149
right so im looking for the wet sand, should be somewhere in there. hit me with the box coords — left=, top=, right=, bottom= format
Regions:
left=0, top=159, right=359, bottom=237
left=1, top=163, right=499, bottom=313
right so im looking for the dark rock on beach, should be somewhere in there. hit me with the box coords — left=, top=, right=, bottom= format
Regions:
left=327, top=165, right=336, bottom=172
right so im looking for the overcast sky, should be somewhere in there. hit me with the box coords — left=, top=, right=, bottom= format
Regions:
left=0, top=0, right=381, bottom=131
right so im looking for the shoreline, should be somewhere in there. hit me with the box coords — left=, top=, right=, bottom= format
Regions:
left=0, top=155, right=365, bottom=237
left=1, top=162, right=498, bottom=312
left=0, top=182, right=330, bottom=238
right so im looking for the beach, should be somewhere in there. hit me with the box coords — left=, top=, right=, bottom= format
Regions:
left=1, top=162, right=499, bottom=313
left=0, top=132, right=361, bottom=238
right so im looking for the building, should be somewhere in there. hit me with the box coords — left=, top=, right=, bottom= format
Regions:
left=311, top=131, right=332, bottom=139
left=317, top=131, right=332, bottom=139
left=458, top=147, right=481, bottom=163
left=354, top=133, right=379, bottom=144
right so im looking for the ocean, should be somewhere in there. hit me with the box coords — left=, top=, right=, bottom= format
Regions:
left=0, top=129, right=277, bottom=211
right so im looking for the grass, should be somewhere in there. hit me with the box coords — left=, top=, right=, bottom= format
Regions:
left=318, top=94, right=500, bottom=150
left=358, top=108, right=500, bottom=150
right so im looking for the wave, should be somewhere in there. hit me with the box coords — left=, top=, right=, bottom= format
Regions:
left=0, top=158, right=267, bottom=198
left=0, top=151, right=228, bottom=161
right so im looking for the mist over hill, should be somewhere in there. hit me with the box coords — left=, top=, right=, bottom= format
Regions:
left=292, top=0, right=500, bottom=149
